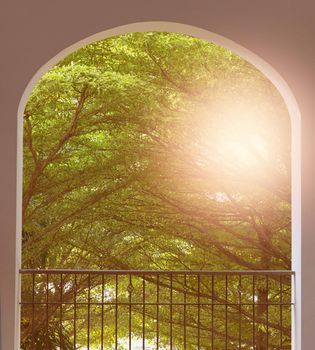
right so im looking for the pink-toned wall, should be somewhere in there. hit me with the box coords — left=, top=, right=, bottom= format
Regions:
left=1, top=1, right=315, bottom=349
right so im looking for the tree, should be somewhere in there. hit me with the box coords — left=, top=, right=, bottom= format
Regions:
left=21, top=32, right=291, bottom=349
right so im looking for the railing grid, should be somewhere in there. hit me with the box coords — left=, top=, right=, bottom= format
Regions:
left=20, top=270, right=294, bottom=350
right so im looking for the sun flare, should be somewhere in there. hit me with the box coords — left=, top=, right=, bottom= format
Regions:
left=194, top=97, right=272, bottom=173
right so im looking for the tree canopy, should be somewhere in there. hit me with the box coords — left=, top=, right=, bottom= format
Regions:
left=21, top=32, right=291, bottom=349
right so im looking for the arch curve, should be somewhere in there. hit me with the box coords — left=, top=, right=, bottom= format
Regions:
left=16, top=21, right=301, bottom=350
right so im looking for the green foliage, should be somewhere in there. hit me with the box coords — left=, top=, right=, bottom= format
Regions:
left=21, top=32, right=291, bottom=349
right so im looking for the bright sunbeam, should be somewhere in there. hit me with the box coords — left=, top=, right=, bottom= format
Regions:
left=195, top=94, right=272, bottom=172
left=216, top=131, right=268, bottom=167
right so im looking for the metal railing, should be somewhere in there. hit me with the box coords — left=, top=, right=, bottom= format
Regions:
left=20, top=269, right=294, bottom=349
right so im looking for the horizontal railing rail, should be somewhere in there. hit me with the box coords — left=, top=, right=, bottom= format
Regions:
left=20, top=269, right=294, bottom=350
left=20, top=269, right=295, bottom=275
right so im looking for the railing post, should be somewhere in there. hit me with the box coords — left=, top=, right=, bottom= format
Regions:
left=18, top=269, right=294, bottom=349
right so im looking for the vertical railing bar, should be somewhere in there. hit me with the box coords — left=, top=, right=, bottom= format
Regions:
left=253, top=275, right=255, bottom=349
left=184, top=274, right=187, bottom=350
left=225, top=275, right=228, bottom=350
left=129, top=274, right=132, bottom=350
left=170, top=274, right=173, bottom=350
left=101, top=274, right=105, bottom=350
left=115, top=274, right=118, bottom=350
left=142, top=274, right=145, bottom=350
left=74, top=273, right=77, bottom=350
left=291, top=273, right=295, bottom=350
left=197, top=274, right=200, bottom=349
left=87, top=273, right=91, bottom=350
left=238, top=275, right=241, bottom=350
left=266, top=275, right=269, bottom=350
left=60, top=273, right=63, bottom=346
left=156, top=274, right=160, bottom=350
left=211, top=274, right=215, bottom=350
left=32, top=273, right=35, bottom=347
left=46, top=273, right=49, bottom=349
left=19, top=270, right=293, bottom=350
left=280, top=275, right=283, bottom=349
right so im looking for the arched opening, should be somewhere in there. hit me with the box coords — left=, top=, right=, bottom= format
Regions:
left=17, top=22, right=301, bottom=349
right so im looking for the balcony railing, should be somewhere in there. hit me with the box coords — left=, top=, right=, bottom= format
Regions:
left=20, top=269, right=294, bottom=350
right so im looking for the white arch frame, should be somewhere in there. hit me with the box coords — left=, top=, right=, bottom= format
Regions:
left=16, top=21, right=301, bottom=350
